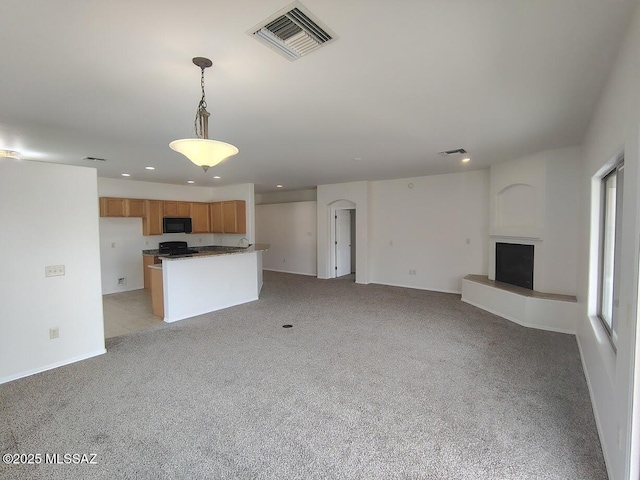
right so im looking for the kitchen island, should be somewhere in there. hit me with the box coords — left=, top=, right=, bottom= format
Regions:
left=148, top=244, right=269, bottom=323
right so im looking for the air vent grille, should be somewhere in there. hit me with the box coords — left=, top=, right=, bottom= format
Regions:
left=249, top=2, right=336, bottom=60
left=438, top=148, right=467, bottom=156
left=82, top=156, right=107, bottom=162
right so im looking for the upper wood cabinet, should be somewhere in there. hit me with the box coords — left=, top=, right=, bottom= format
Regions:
left=100, top=197, right=126, bottom=217
left=126, top=199, right=145, bottom=217
left=142, top=200, right=163, bottom=236
left=163, top=201, right=191, bottom=217
left=222, top=200, right=246, bottom=234
left=98, top=196, right=246, bottom=235
left=190, top=202, right=210, bottom=233
left=210, top=202, right=224, bottom=233
left=100, top=197, right=145, bottom=217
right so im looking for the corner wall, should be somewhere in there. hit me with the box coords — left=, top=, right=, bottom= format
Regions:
left=256, top=201, right=317, bottom=275
left=369, top=170, right=489, bottom=293
left=1, top=161, right=105, bottom=384
left=577, top=2, right=640, bottom=478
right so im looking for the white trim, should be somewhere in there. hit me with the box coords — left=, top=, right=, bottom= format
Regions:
left=371, top=280, right=461, bottom=295
left=0, top=348, right=106, bottom=385
left=461, top=298, right=575, bottom=334
left=263, top=268, right=316, bottom=276
left=576, top=335, right=614, bottom=480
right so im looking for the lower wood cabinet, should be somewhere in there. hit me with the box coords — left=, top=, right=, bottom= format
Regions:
left=149, top=267, right=164, bottom=318
left=143, top=255, right=162, bottom=289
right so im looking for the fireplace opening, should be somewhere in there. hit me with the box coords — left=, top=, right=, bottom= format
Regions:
left=495, top=243, right=534, bottom=290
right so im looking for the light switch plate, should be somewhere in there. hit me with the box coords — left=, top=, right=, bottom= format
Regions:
left=45, top=265, right=65, bottom=277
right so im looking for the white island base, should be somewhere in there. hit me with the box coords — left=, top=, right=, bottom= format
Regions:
left=162, top=250, right=264, bottom=323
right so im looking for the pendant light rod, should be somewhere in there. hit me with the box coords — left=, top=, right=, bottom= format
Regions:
left=169, top=57, right=239, bottom=172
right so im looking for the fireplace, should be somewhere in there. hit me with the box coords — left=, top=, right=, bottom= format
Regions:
left=495, top=243, right=534, bottom=290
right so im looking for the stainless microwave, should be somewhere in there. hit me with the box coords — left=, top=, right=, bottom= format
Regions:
left=163, top=217, right=192, bottom=234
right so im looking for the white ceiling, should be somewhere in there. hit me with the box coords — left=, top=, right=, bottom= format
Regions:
left=0, top=0, right=636, bottom=193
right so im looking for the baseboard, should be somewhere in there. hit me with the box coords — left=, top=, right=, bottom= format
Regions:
left=371, top=280, right=461, bottom=295
left=0, top=348, right=107, bottom=385
left=576, top=334, right=614, bottom=480
left=263, top=268, right=317, bottom=277
left=461, top=297, right=575, bottom=335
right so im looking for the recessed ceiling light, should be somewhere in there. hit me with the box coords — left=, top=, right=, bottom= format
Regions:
left=353, top=157, right=362, bottom=161
left=0, top=150, right=21, bottom=159
left=121, top=173, right=131, bottom=177
left=213, top=176, right=221, bottom=179
left=276, top=185, right=283, bottom=188
left=145, top=166, right=155, bottom=170
left=462, top=158, right=471, bottom=163
left=187, top=180, right=195, bottom=184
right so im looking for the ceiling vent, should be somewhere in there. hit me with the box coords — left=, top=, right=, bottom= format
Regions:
left=82, top=156, right=107, bottom=162
left=248, top=2, right=337, bottom=61
left=438, top=148, right=467, bottom=156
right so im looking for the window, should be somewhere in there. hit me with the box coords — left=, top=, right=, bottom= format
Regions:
left=597, top=160, right=624, bottom=345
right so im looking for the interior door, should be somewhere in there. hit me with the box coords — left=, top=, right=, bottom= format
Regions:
left=336, top=209, right=351, bottom=277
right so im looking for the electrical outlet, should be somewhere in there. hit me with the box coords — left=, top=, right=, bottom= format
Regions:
left=45, top=265, right=65, bottom=277
left=199, top=237, right=203, bottom=243
left=111, top=242, right=116, bottom=248
left=409, top=269, right=416, bottom=275
left=466, top=238, right=471, bottom=245
left=118, top=277, right=126, bottom=285
left=283, top=258, right=286, bottom=263
left=49, top=327, right=59, bottom=339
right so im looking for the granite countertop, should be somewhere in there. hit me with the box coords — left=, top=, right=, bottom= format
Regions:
left=143, top=244, right=270, bottom=260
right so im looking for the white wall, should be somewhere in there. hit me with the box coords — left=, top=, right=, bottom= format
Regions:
left=255, top=201, right=317, bottom=275
left=98, top=178, right=255, bottom=294
left=317, top=181, right=370, bottom=283
left=577, top=2, right=640, bottom=479
left=1, top=161, right=105, bottom=384
left=369, top=170, right=489, bottom=294
left=256, top=188, right=317, bottom=204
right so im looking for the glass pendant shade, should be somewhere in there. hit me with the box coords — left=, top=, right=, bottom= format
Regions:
left=169, top=138, right=239, bottom=172
left=171, top=57, right=238, bottom=172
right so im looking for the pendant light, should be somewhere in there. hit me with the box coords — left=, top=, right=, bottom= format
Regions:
left=169, top=57, right=238, bottom=172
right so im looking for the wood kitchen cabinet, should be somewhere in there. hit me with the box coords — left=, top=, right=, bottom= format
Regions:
left=99, top=197, right=145, bottom=217
left=125, top=199, right=145, bottom=217
left=143, top=200, right=163, bottom=235
left=100, top=197, right=126, bottom=217
left=163, top=201, right=191, bottom=217
left=143, top=255, right=162, bottom=289
left=210, top=202, right=224, bottom=233
left=149, top=266, right=164, bottom=318
left=222, top=200, right=246, bottom=234
left=209, top=200, right=246, bottom=234
left=190, top=202, right=210, bottom=233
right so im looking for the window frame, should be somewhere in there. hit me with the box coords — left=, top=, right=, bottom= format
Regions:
left=596, top=159, right=624, bottom=345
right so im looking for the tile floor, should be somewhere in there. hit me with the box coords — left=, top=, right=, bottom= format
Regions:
left=102, top=289, right=165, bottom=338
